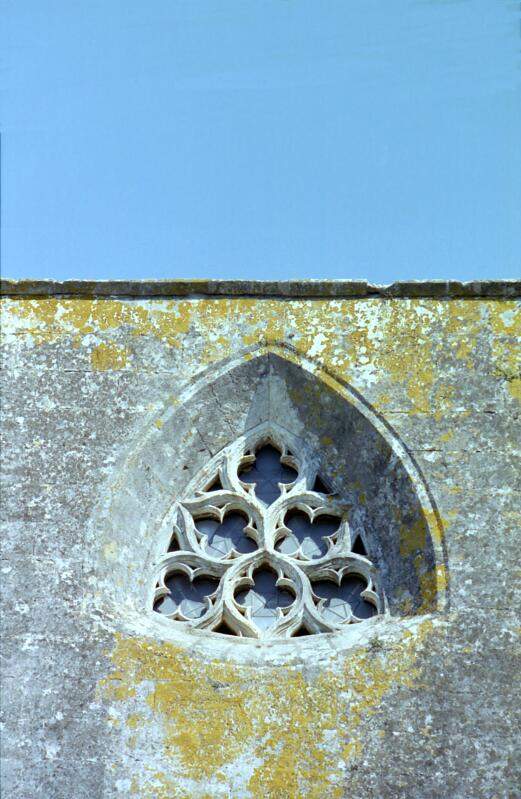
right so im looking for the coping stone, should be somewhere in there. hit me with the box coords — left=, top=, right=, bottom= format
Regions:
left=1, top=279, right=520, bottom=299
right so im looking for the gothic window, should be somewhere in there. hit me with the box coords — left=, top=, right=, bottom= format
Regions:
left=153, top=429, right=380, bottom=639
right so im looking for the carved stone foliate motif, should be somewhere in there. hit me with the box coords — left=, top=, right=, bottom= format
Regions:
left=153, top=426, right=380, bottom=638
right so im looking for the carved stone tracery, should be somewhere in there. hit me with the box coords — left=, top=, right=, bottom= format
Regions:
left=153, top=424, right=380, bottom=639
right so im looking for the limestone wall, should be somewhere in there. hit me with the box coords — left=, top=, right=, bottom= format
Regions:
left=1, top=282, right=519, bottom=799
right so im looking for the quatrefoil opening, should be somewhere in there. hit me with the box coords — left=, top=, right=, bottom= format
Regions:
left=275, top=509, right=341, bottom=560
left=312, top=575, right=377, bottom=623
left=195, top=510, right=258, bottom=558
left=154, top=570, right=219, bottom=621
left=235, top=566, right=295, bottom=632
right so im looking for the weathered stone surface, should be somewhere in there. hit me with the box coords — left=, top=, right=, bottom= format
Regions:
left=1, top=286, right=519, bottom=798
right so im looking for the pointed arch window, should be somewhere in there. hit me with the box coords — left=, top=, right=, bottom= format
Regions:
left=152, top=424, right=381, bottom=639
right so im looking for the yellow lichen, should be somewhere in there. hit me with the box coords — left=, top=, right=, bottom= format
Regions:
left=488, top=300, right=521, bottom=402
left=399, top=517, right=428, bottom=557
left=90, top=343, right=129, bottom=371
left=3, top=295, right=517, bottom=408
left=418, top=565, right=448, bottom=613
left=100, top=620, right=437, bottom=799
left=103, top=541, right=118, bottom=560
left=439, top=430, right=454, bottom=443
left=126, top=713, right=143, bottom=730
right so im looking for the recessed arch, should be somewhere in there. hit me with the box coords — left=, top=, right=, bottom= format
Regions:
left=92, top=343, right=448, bottom=659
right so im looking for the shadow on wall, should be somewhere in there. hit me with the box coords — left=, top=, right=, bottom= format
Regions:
left=253, top=352, right=438, bottom=615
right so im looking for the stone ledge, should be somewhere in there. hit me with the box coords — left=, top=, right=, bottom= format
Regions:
left=1, top=279, right=520, bottom=299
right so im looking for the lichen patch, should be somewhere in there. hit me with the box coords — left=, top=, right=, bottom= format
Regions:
left=100, top=620, right=437, bottom=798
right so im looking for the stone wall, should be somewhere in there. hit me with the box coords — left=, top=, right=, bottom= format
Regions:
left=1, top=281, right=519, bottom=799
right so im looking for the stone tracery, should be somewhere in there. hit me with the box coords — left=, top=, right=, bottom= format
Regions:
left=153, top=425, right=380, bottom=638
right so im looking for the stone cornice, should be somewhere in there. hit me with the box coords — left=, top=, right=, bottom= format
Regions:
left=1, top=279, right=520, bottom=299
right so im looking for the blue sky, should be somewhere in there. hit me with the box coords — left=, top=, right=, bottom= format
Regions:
left=1, top=1, right=520, bottom=281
